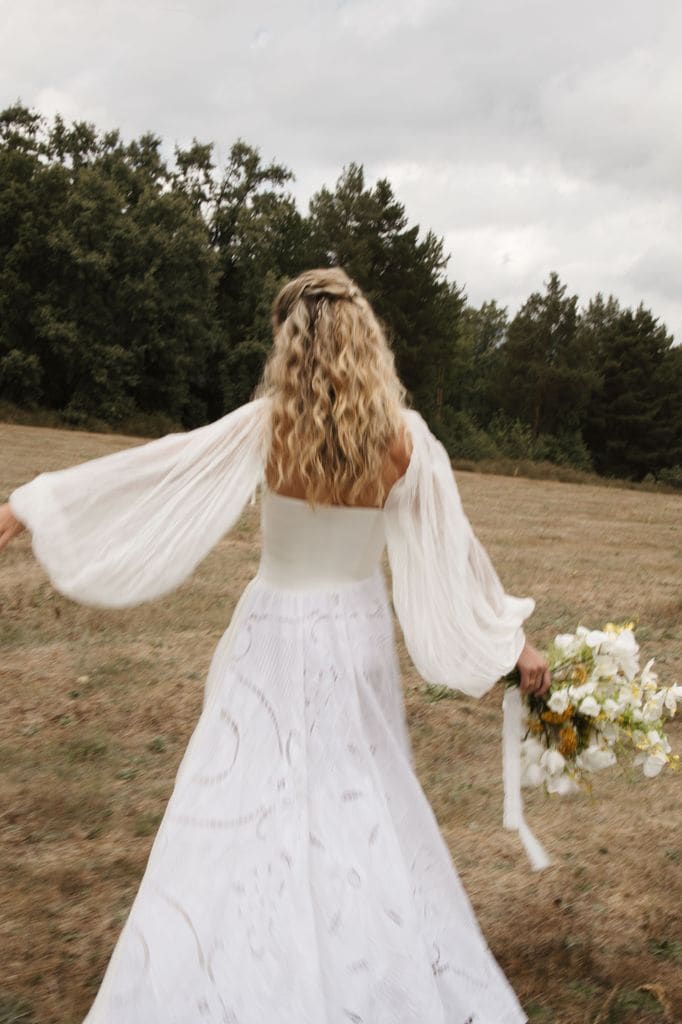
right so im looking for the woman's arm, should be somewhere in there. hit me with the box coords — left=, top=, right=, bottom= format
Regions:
left=385, top=407, right=545, bottom=698
left=0, top=503, right=26, bottom=552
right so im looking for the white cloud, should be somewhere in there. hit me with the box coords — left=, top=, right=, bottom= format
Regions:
left=1, top=0, right=680, bottom=340
left=541, top=46, right=682, bottom=195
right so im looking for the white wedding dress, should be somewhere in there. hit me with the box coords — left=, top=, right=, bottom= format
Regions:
left=9, top=396, right=549, bottom=1024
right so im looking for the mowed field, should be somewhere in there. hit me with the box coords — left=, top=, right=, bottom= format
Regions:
left=1, top=421, right=681, bottom=1024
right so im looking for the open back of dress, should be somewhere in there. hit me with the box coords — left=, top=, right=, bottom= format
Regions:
left=82, top=486, right=528, bottom=1024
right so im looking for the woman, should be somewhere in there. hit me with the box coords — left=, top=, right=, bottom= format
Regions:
left=1, top=267, right=550, bottom=1023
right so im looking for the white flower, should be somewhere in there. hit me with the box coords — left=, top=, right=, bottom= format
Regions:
left=611, top=629, right=639, bottom=655
left=547, top=689, right=570, bottom=714
left=520, top=737, right=545, bottom=765
left=577, top=744, right=617, bottom=773
left=579, top=695, right=601, bottom=717
left=584, top=629, right=609, bottom=648
left=546, top=773, right=580, bottom=795
left=631, top=708, right=644, bottom=722
left=592, top=653, right=619, bottom=679
left=634, top=720, right=671, bottom=777
left=618, top=683, right=642, bottom=708
left=623, top=659, right=641, bottom=682
left=522, top=763, right=546, bottom=788
left=553, top=633, right=585, bottom=659
left=540, top=749, right=566, bottom=776
left=664, top=684, right=682, bottom=716
left=642, top=752, right=668, bottom=778
left=596, top=721, right=619, bottom=744
left=642, top=696, right=665, bottom=723
left=602, top=698, right=623, bottom=720
left=569, top=681, right=597, bottom=702
left=640, top=658, right=658, bottom=690
left=599, top=630, right=639, bottom=680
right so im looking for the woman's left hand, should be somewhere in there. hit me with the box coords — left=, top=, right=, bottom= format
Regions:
left=0, top=502, right=26, bottom=554
left=516, top=639, right=552, bottom=697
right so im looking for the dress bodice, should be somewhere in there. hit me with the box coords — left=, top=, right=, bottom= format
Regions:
left=256, top=487, right=387, bottom=589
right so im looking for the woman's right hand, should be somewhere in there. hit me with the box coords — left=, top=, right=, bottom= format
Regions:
left=0, top=502, right=26, bottom=553
left=516, top=638, right=551, bottom=697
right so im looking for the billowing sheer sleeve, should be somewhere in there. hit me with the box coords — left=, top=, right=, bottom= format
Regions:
left=384, top=407, right=551, bottom=871
left=8, top=396, right=271, bottom=609
left=384, top=407, right=535, bottom=699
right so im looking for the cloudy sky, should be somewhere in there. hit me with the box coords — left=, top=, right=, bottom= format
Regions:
left=3, top=0, right=681, bottom=341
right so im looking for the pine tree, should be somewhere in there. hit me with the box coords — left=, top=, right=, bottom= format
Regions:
left=582, top=300, right=680, bottom=478
left=306, top=164, right=465, bottom=418
left=493, top=272, right=598, bottom=438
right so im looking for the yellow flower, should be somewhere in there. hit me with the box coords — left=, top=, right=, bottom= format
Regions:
left=558, top=726, right=578, bottom=757
left=541, top=706, right=575, bottom=725
left=604, top=620, right=635, bottom=634
left=571, top=665, right=589, bottom=684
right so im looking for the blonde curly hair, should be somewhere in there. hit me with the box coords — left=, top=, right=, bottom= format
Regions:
left=252, top=267, right=409, bottom=508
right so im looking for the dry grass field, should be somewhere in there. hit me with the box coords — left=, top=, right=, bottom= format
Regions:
left=1, top=421, right=680, bottom=1024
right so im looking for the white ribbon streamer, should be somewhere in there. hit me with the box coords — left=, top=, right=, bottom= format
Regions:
left=502, top=685, right=552, bottom=871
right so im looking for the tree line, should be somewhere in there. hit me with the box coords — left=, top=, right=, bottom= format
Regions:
left=1, top=103, right=680, bottom=484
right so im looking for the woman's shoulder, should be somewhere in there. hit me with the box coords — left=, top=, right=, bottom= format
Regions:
left=389, top=414, right=414, bottom=476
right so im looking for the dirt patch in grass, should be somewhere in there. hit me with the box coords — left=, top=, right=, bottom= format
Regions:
left=1, top=422, right=681, bottom=1023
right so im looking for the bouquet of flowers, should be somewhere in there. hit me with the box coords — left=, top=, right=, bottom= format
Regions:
left=501, top=619, right=681, bottom=870
left=506, top=620, right=682, bottom=796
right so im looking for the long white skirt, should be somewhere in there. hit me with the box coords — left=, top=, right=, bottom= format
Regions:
left=83, top=568, right=528, bottom=1024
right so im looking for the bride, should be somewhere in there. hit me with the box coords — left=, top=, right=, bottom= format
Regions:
left=1, top=267, right=551, bottom=1023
